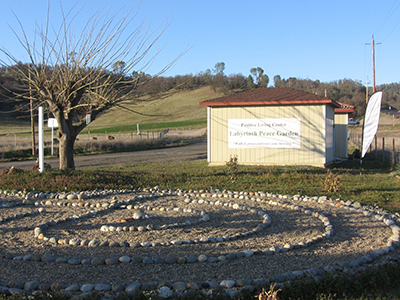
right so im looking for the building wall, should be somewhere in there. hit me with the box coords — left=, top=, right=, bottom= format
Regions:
left=325, top=106, right=335, bottom=164
left=334, top=114, right=349, bottom=159
left=208, top=104, right=331, bottom=167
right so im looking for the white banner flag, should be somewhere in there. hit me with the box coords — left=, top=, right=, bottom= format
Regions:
left=362, top=91, right=383, bottom=158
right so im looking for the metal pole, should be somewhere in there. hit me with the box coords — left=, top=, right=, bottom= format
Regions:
left=51, top=127, right=54, bottom=156
left=38, top=106, right=44, bottom=172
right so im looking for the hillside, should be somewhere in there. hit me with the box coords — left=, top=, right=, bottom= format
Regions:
left=85, top=86, right=224, bottom=130
left=3, top=86, right=400, bottom=138
left=0, top=86, right=224, bottom=134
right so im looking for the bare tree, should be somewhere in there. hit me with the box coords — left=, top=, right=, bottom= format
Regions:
left=0, top=3, right=183, bottom=170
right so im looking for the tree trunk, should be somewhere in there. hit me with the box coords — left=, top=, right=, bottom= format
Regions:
left=59, top=133, right=76, bottom=170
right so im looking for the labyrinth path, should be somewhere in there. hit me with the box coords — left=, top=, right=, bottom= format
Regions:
left=0, top=187, right=399, bottom=293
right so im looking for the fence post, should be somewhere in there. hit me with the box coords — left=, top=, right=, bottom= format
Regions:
left=375, top=136, right=377, bottom=159
left=14, top=134, right=16, bottom=150
left=393, top=138, right=396, bottom=168
left=382, top=137, right=385, bottom=165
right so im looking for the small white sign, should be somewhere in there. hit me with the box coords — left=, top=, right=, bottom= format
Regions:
left=86, top=114, right=91, bottom=125
left=47, top=118, right=58, bottom=128
left=228, top=118, right=301, bottom=149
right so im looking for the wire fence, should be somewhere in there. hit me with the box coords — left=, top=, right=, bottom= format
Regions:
left=0, top=129, right=171, bottom=153
left=349, top=132, right=400, bottom=167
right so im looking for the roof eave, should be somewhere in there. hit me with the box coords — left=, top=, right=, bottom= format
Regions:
left=335, top=108, right=355, bottom=113
left=200, top=99, right=341, bottom=107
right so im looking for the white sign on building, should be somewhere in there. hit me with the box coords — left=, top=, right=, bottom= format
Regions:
left=228, top=118, right=301, bottom=149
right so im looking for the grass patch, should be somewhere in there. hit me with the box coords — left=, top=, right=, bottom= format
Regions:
left=1, top=159, right=400, bottom=213
left=81, top=120, right=207, bottom=134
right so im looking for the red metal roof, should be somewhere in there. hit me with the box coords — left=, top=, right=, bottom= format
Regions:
left=335, top=101, right=355, bottom=113
left=199, top=87, right=342, bottom=108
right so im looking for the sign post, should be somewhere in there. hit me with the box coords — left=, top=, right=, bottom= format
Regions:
left=47, top=118, right=58, bottom=156
left=38, top=107, right=44, bottom=172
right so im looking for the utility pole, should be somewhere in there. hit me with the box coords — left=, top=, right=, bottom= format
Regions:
left=366, top=35, right=381, bottom=93
left=372, top=36, right=376, bottom=93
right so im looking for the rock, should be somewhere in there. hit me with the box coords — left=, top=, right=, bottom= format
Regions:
left=236, top=279, right=252, bottom=287
left=125, top=282, right=141, bottom=295
left=165, top=255, right=178, bottom=264
left=120, top=241, right=130, bottom=247
left=69, top=238, right=81, bottom=246
left=186, top=282, right=199, bottom=290
left=91, top=257, right=105, bottom=265
left=119, top=256, right=131, bottom=263
left=155, top=257, right=165, bottom=264
left=80, top=284, right=94, bottom=292
left=186, top=256, right=197, bottom=263
left=50, top=281, right=66, bottom=292
left=225, top=289, right=239, bottom=299
left=105, top=257, right=119, bottom=265
left=133, top=210, right=144, bottom=219
left=158, top=286, right=173, bottom=298
left=88, top=239, right=100, bottom=247
left=23, top=255, right=33, bottom=261
left=220, top=280, right=235, bottom=288
left=94, top=284, right=111, bottom=291
left=65, top=284, right=80, bottom=292
left=226, top=253, right=236, bottom=260
left=177, top=257, right=186, bottom=264
left=142, top=257, right=154, bottom=264
left=68, top=259, right=81, bottom=265
left=271, top=274, right=285, bottom=283
left=24, top=280, right=38, bottom=292
left=99, top=240, right=109, bottom=247
left=41, top=254, right=56, bottom=263
left=172, top=282, right=186, bottom=291
left=198, top=254, right=207, bottom=262
left=8, top=288, right=26, bottom=296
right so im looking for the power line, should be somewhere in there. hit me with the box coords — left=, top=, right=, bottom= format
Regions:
left=375, top=0, right=400, bottom=34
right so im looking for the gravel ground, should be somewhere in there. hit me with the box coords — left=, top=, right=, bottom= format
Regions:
left=0, top=189, right=398, bottom=288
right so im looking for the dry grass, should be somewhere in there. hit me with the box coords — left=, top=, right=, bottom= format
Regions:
left=349, top=113, right=400, bottom=138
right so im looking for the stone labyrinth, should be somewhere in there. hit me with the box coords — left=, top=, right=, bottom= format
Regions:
left=0, top=187, right=399, bottom=296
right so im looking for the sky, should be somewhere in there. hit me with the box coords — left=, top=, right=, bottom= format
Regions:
left=1, top=0, right=399, bottom=86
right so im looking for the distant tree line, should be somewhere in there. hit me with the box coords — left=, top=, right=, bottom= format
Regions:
left=1, top=61, right=399, bottom=119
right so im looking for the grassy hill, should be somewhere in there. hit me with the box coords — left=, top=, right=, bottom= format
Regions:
left=0, top=86, right=224, bottom=134
left=4, top=86, right=400, bottom=136
left=86, top=86, right=224, bottom=131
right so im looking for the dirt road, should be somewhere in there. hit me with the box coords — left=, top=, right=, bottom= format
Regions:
left=0, top=139, right=207, bottom=171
